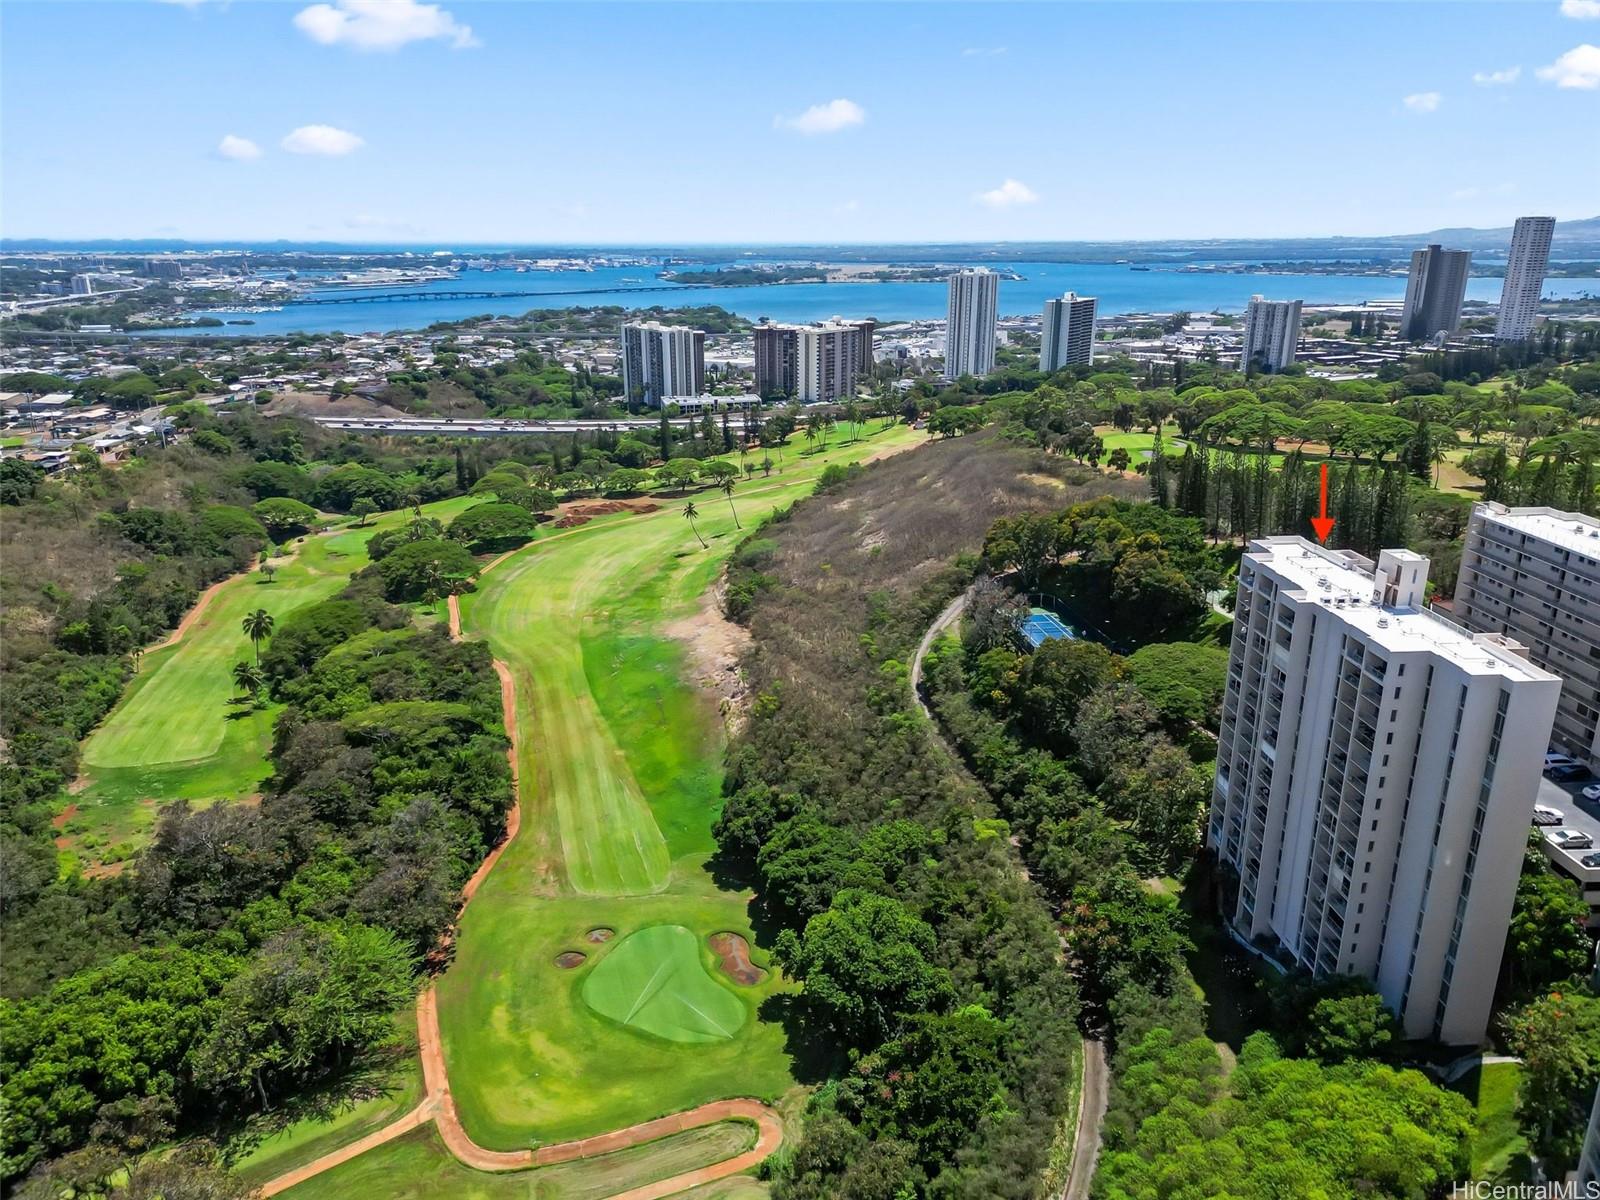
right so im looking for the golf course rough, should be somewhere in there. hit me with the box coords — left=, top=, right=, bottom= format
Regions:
left=581, top=924, right=747, bottom=1043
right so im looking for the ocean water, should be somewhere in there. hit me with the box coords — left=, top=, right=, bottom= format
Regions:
left=172, top=261, right=1597, bottom=339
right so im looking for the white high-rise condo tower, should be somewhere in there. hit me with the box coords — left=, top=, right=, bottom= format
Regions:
left=1210, top=537, right=1559, bottom=1045
left=1040, top=293, right=1097, bottom=371
left=1240, top=295, right=1303, bottom=373
left=1400, top=244, right=1472, bottom=341
left=1495, top=216, right=1556, bottom=342
left=1453, top=502, right=1600, bottom=769
left=944, top=269, right=998, bottom=379
left=621, top=321, right=705, bottom=408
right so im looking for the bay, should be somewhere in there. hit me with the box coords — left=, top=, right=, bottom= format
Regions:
left=175, top=261, right=1598, bottom=338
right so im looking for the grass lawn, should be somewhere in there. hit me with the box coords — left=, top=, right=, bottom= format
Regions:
left=438, top=426, right=922, bottom=1150
left=1096, top=426, right=1189, bottom=460
left=278, top=1120, right=759, bottom=1200
left=60, top=497, right=477, bottom=866
left=1450, top=1063, right=1531, bottom=1183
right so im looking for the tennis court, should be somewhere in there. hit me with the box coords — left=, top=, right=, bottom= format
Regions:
left=1021, top=607, right=1076, bottom=648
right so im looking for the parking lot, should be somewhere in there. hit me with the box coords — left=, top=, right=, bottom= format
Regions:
left=1535, top=772, right=1600, bottom=925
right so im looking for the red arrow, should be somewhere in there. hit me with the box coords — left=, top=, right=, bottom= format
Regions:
left=1311, top=462, right=1335, bottom=544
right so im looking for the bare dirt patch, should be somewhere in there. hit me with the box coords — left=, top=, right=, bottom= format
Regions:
left=551, top=499, right=662, bottom=529
left=83, top=861, right=127, bottom=880
left=554, top=951, right=587, bottom=969
left=585, top=927, right=615, bottom=943
left=664, top=574, right=754, bottom=733
left=262, top=390, right=411, bottom=420
left=51, top=803, right=78, bottom=830
left=708, top=932, right=766, bottom=986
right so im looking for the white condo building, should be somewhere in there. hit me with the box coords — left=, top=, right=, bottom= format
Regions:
left=1240, top=295, right=1303, bottom=373
left=1040, top=293, right=1097, bottom=371
left=1211, top=537, right=1559, bottom=1044
left=1400, top=244, right=1473, bottom=342
left=621, top=321, right=705, bottom=408
left=1495, top=216, right=1556, bottom=342
left=797, top=320, right=874, bottom=403
left=1453, top=503, right=1600, bottom=768
left=944, top=269, right=998, bottom=379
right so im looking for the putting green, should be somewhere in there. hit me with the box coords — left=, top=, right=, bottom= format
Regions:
left=581, top=925, right=746, bottom=1043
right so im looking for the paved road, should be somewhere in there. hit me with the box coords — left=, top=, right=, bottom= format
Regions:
left=906, top=585, right=1109, bottom=1200
left=1062, top=1039, right=1108, bottom=1200
left=909, top=589, right=968, bottom=720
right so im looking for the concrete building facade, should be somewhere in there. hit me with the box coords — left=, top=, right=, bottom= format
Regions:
left=1495, top=216, right=1556, bottom=342
left=1579, top=1085, right=1600, bottom=1190
left=1210, top=537, right=1559, bottom=1044
left=1453, top=502, right=1600, bottom=769
left=1040, top=292, right=1097, bottom=371
left=754, top=319, right=873, bottom=401
left=1240, top=295, right=1303, bottom=373
left=1400, top=244, right=1473, bottom=341
left=796, top=320, right=874, bottom=403
left=944, top=269, right=998, bottom=379
left=621, top=321, right=705, bottom=408
left=753, top=323, right=799, bottom=399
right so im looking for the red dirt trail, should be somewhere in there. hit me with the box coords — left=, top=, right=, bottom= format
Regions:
left=259, top=599, right=783, bottom=1198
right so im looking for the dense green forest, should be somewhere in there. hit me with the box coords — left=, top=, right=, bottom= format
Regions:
left=713, top=433, right=1141, bottom=1197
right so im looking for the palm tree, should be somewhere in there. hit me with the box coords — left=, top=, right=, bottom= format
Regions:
left=719, top=478, right=740, bottom=529
left=232, top=660, right=265, bottom=699
left=683, top=500, right=707, bottom=548
left=241, top=608, right=275, bottom=664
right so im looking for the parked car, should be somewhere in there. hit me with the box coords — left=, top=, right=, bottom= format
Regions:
left=1581, top=852, right=1600, bottom=869
left=1533, top=804, right=1564, bottom=826
left=1546, top=753, right=1583, bottom=770
left=1583, top=784, right=1600, bottom=802
left=1547, top=828, right=1594, bottom=851
left=1548, top=764, right=1591, bottom=782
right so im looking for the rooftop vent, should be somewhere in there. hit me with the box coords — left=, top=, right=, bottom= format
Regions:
left=1377, top=617, right=1390, bottom=628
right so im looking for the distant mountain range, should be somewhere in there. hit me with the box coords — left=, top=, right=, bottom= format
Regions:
left=3, top=218, right=1597, bottom=264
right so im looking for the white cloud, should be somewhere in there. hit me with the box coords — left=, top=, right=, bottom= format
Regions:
left=292, top=0, right=477, bottom=51
left=962, top=47, right=1007, bottom=57
left=281, top=124, right=365, bottom=156
left=1472, top=66, right=1521, bottom=86
left=1538, top=43, right=1600, bottom=87
left=773, top=99, right=866, bottom=135
left=832, top=199, right=860, bottom=215
left=976, top=178, right=1040, bottom=209
left=217, top=134, right=262, bottom=161
left=1403, top=91, right=1442, bottom=113
left=154, top=0, right=213, bottom=7
left=1561, top=0, right=1600, bottom=20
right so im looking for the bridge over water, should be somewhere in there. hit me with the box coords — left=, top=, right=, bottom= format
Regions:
left=287, top=283, right=711, bottom=306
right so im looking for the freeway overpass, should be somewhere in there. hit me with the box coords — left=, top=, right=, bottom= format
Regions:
left=311, top=407, right=842, bottom=438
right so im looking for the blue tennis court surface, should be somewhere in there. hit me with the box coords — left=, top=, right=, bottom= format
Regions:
left=1021, top=608, right=1075, bottom=648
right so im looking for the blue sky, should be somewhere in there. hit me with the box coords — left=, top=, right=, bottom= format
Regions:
left=2, top=0, right=1596, bottom=243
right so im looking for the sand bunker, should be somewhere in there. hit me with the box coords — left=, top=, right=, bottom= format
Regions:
left=552, top=500, right=661, bottom=529
left=585, top=927, right=615, bottom=943
left=708, top=932, right=766, bottom=986
left=554, top=951, right=587, bottom=969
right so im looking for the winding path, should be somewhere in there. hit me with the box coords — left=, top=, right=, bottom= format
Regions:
left=258, top=588, right=782, bottom=1198
left=906, top=585, right=1109, bottom=1200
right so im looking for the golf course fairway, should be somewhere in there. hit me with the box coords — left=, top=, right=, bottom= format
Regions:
left=431, top=424, right=923, bottom=1155
left=61, top=497, right=475, bottom=867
